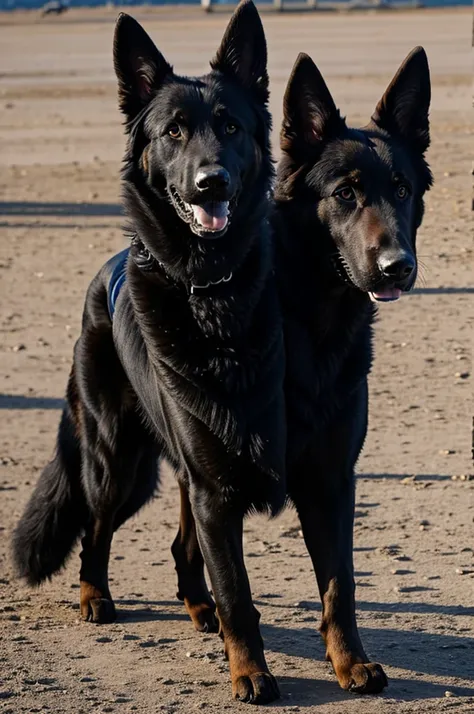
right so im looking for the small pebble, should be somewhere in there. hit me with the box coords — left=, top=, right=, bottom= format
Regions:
left=95, top=637, right=112, bottom=644
left=445, top=690, right=455, bottom=697
left=0, top=691, right=15, bottom=699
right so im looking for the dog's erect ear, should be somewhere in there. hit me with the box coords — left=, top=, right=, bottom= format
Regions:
left=371, top=47, right=430, bottom=154
left=281, top=53, right=344, bottom=155
left=113, top=13, right=172, bottom=121
left=210, top=0, right=268, bottom=102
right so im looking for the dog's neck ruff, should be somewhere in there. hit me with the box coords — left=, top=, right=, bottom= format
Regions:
left=107, top=235, right=234, bottom=318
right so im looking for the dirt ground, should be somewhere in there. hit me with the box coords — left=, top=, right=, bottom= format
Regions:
left=0, top=6, right=472, bottom=714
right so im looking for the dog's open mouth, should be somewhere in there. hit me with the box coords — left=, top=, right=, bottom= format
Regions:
left=368, top=287, right=402, bottom=303
left=168, top=186, right=235, bottom=238
left=332, top=252, right=404, bottom=303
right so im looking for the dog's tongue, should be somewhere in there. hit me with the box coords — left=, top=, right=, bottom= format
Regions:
left=369, top=288, right=402, bottom=303
left=192, top=201, right=229, bottom=232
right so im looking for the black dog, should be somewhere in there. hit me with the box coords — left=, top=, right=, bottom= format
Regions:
left=273, top=48, right=432, bottom=694
left=13, top=1, right=285, bottom=703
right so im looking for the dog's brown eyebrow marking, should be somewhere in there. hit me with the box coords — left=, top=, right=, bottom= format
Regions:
left=392, top=171, right=408, bottom=183
left=348, top=169, right=361, bottom=184
left=213, top=103, right=227, bottom=115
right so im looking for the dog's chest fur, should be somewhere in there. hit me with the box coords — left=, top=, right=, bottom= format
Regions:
left=275, top=213, right=375, bottom=463
left=113, top=255, right=286, bottom=503
left=284, top=291, right=373, bottom=463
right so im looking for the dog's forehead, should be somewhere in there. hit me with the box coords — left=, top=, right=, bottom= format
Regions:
left=313, top=129, right=412, bottom=187
left=328, top=134, right=391, bottom=170
left=147, top=74, right=256, bottom=124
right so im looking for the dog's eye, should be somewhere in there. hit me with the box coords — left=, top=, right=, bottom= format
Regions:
left=168, top=123, right=182, bottom=139
left=396, top=184, right=410, bottom=200
left=225, top=122, right=238, bottom=135
left=334, top=185, right=356, bottom=203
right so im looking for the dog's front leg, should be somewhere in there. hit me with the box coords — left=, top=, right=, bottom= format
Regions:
left=294, top=477, right=387, bottom=695
left=190, top=487, right=279, bottom=705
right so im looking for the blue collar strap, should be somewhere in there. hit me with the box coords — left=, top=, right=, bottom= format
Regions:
left=107, top=239, right=172, bottom=319
left=107, top=248, right=129, bottom=318
left=107, top=236, right=235, bottom=319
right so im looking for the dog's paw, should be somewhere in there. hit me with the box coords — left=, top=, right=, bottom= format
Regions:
left=81, top=597, right=117, bottom=624
left=186, top=600, right=219, bottom=634
left=80, top=582, right=117, bottom=624
left=233, top=672, right=280, bottom=705
left=343, top=662, right=388, bottom=694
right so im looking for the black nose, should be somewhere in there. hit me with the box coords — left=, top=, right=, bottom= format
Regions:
left=195, top=167, right=230, bottom=192
left=378, top=253, right=415, bottom=283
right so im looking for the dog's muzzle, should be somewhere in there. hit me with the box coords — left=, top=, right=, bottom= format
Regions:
left=168, top=185, right=237, bottom=239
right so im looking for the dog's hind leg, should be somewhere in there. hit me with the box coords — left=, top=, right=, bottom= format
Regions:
left=171, top=483, right=218, bottom=633
left=79, top=517, right=117, bottom=623
left=78, top=410, right=155, bottom=624
left=74, top=285, right=160, bottom=623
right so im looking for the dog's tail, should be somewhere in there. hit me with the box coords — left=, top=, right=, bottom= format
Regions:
left=12, top=398, right=87, bottom=586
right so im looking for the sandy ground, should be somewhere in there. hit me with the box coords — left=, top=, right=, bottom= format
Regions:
left=0, top=6, right=472, bottom=714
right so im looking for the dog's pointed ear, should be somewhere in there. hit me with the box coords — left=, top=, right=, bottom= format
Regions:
left=371, top=47, right=430, bottom=154
left=113, top=13, right=173, bottom=121
left=281, top=53, right=344, bottom=155
left=210, top=0, right=268, bottom=102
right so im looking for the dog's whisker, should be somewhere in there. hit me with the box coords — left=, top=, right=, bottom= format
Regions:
left=416, top=261, right=429, bottom=288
